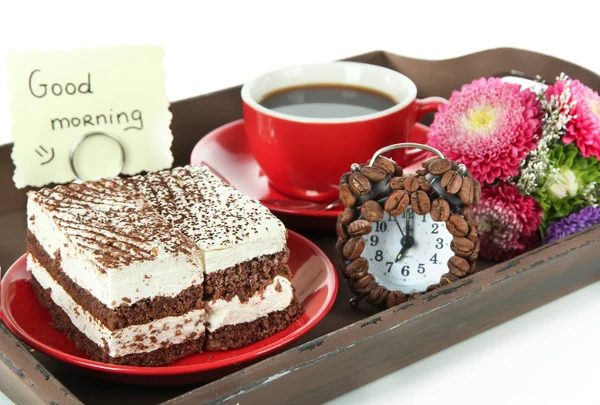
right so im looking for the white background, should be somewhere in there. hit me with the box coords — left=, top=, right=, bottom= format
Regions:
left=1, top=1, right=599, bottom=404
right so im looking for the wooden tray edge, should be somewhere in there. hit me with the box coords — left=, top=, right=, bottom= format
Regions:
left=0, top=322, right=83, bottom=405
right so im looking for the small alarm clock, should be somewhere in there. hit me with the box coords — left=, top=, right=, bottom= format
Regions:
left=335, top=143, right=481, bottom=309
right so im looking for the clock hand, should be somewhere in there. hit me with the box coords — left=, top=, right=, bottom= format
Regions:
left=395, top=216, right=405, bottom=238
left=395, top=236, right=414, bottom=261
left=405, top=208, right=412, bottom=239
left=396, top=209, right=414, bottom=262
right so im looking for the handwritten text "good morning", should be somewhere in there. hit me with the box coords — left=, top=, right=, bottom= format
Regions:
left=29, top=70, right=144, bottom=131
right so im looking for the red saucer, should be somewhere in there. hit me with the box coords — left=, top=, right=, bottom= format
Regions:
left=0, top=230, right=337, bottom=386
left=191, top=119, right=431, bottom=232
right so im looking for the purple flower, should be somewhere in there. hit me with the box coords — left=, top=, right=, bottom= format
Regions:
left=542, top=206, right=600, bottom=244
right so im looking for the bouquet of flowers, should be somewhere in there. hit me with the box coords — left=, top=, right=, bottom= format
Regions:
left=427, top=74, right=600, bottom=261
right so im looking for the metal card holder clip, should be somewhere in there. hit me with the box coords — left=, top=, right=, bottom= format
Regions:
left=69, top=131, right=126, bottom=183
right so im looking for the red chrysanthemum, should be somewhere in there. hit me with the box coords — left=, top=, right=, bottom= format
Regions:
left=428, top=77, right=542, bottom=185
left=546, top=78, right=600, bottom=159
left=472, top=182, right=543, bottom=261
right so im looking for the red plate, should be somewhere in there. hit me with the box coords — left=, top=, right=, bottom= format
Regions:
left=190, top=119, right=431, bottom=231
left=0, top=230, right=337, bottom=386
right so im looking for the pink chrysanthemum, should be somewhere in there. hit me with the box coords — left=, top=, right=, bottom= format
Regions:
left=473, top=182, right=543, bottom=261
left=546, top=78, right=600, bottom=159
left=429, top=77, right=542, bottom=185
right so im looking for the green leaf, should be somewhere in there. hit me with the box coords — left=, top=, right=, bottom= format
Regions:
left=533, top=143, right=600, bottom=233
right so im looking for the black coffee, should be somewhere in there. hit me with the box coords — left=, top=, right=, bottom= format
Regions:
left=259, top=84, right=397, bottom=119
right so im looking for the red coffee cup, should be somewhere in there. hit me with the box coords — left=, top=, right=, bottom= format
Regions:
left=241, top=62, right=446, bottom=203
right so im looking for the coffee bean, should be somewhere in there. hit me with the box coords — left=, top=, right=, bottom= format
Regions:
left=339, top=172, right=350, bottom=185
left=409, top=292, right=422, bottom=300
left=422, top=156, right=438, bottom=170
left=384, top=190, right=410, bottom=216
left=360, top=200, right=384, bottom=222
left=371, top=286, right=389, bottom=306
left=472, top=180, right=481, bottom=205
left=344, top=258, right=368, bottom=279
left=416, top=169, right=429, bottom=176
left=440, top=171, right=452, bottom=188
left=418, top=177, right=432, bottom=192
left=338, top=207, right=357, bottom=225
left=411, top=190, right=431, bottom=215
left=373, top=156, right=395, bottom=175
left=347, top=219, right=373, bottom=236
left=404, top=176, right=420, bottom=192
left=469, top=239, right=480, bottom=261
left=339, top=184, right=356, bottom=207
left=448, top=256, right=470, bottom=277
left=426, top=284, right=440, bottom=292
left=459, top=177, right=474, bottom=205
left=461, top=206, right=473, bottom=222
left=451, top=237, right=474, bottom=257
left=367, top=285, right=386, bottom=304
left=349, top=173, right=371, bottom=196
left=389, top=176, right=405, bottom=190
left=441, top=170, right=463, bottom=194
left=440, top=273, right=459, bottom=286
left=469, top=260, right=478, bottom=274
left=336, top=221, right=349, bottom=241
left=343, top=236, right=366, bottom=260
left=430, top=198, right=451, bottom=222
left=472, top=238, right=480, bottom=254
left=360, top=165, right=387, bottom=182
left=354, top=273, right=376, bottom=293
left=429, top=158, right=452, bottom=175
left=367, top=284, right=383, bottom=301
left=386, top=290, right=407, bottom=307
left=446, top=214, right=469, bottom=237
left=335, top=238, right=344, bottom=256
left=394, top=166, right=404, bottom=177
left=467, top=222, right=479, bottom=242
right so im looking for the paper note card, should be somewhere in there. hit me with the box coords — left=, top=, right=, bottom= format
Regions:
left=6, top=45, right=173, bottom=189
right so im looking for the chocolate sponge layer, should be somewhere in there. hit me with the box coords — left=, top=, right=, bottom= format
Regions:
left=204, top=248, right=290, bottom=303
left=27, top=231, right=204, bottom=330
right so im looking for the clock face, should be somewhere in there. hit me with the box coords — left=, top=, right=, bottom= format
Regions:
left=362, top=207, right=454, bottom=294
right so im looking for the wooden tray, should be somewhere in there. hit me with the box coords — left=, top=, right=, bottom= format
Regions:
left=2, top=48, right=600, bottom=405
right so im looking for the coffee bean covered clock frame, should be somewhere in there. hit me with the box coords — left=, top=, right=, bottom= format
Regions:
left=335, top=143, right=482, bottom=310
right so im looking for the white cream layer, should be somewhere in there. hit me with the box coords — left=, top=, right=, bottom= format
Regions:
left=28, top=255, right=206, bottom=358
left=28, top=200, right=204, bottom=309
left=206, top=276, right=294, bottom=331
left=204, top=236, right=285, bottom=275
left=167, top=166, right=288, bottom=274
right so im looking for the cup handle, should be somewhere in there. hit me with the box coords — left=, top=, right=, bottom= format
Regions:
left=414, top=96, right=447, bottom=122
left=405, top=97, right=448, bottom=163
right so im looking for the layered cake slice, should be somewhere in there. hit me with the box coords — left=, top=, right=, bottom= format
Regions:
left=26, top=180, right=207, bottom=366
left=124, top=166, right=303, bottom=350
left=26, top=164, right=303, bottom=366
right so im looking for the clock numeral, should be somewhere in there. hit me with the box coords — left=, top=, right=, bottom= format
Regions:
left=387, top=213, right=396, bottom=222
left=370, top=235, right=379, bottom=246
left=430, top=253, right=438, bottom=264
left=431, top=223, right=439, bottom=234
left=385, top=261, right=393, bottom=273
left=418, top=263, right=425, bottom=274
left=375, top=222, right=388, bottom=232
left=435, top=238, right=444, bottom=249
left=422, top=215, right=427, bottom=223
left=375, top=250, right=384, bottom=262
left=401, top=265, right=410, bottom=276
